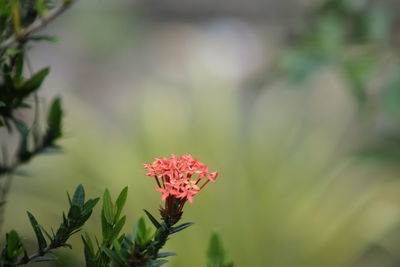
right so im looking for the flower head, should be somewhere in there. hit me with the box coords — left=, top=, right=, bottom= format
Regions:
left=144, top=154, right=218, bottom=225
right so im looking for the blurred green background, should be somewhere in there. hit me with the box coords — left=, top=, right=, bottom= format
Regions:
left=5, top=0, right=400, bottom=266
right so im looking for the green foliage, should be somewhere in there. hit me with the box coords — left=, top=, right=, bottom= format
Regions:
left=207, top=233, right=233, bottom=267
left=0, top=230, right=27, bottom=266
left=82, top=187, right=128, bottom=267
left=134, top=217, right=154, bottom=246
left=246, top=0, right=400, bottom=164
left=83, top=188, right=196, bottom=267
left=0, top=185, right=98, bottom=266
left=0, top=1, right=226, bottom=267
left=0, top=0, right=68, bottom=177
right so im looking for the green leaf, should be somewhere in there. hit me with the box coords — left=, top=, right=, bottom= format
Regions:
left=109, top=216, right=126, bottom=242
left=103, top=247, right=126, bottom=266
left=17, top=131, right=31, bottom=162
left=101, top=210, right=112, bottom=240
left=34, top=0, right=49, bottom=16
left=102, top=189, right=114, bottom=224
left=381, top=69, right=400, bottom=116
left=169, top=222, right=194, bottom=235
left=45, top=97, right=63, bottom=144
left=71, top=184, right=85, bottom=208
left=144, top=209, right=161, bottom=229
left=29, top=255, right=56, bottom=263
left=145, top=259, right=168, bottom=267
left=207, top=232, right=234, bottom=267
left=82, top=198, right=100, bottom=216
left=365, top=7, right=391, bottom=42
left=67, top=205, right=81, bottom=219
left=134, top=217, right=152, bottom=246
left=29, top=35, right=59, bottom=43
left=11, top=118, right=29, bottom=137
left=0, top=101, right=5, bottom=107
left=342, top=55, right=376, bottom=105
left=14, top=52, right=24, bottom=85
left=82, top=234, right=97, bottom=267
left=114, top=187, right=128, bottom=222
left=207, top=233, right=225, bottom=266
left=157, top=252, right=176, bottom=258
left=19, top=67, right=50, bottom=93
left=6, top=230, right=21, bottom=258
left=27, top=212, right=47, bottom=252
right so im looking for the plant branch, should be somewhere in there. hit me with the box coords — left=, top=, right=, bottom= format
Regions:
left=0, top=141, right=57, bottom=177
left=0, top=0, right=76, bottom=51
left=15, top=243, right=71, bottom=266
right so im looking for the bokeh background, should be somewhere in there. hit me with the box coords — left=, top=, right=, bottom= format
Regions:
left=4, top=0, right=400, bottom=266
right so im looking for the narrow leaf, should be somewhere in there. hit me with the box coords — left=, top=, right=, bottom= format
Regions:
left=27, top=212, right=47, bottom=252
left=169, top=222, right=194, bottom=235
left=44, top=97, right=63, bottom=144
left=102, top=189, right=114, bottom=224
left=20, top=67, right=49, bottom=93
left=144, top=209, right=161, bottom=229
left=109, top=216, right=126, bottom=242
left=157, top=252, right=177, bottom=258
left=28, top=255, right=56, bottom=263
left=115, top=187, right=128, bottom=222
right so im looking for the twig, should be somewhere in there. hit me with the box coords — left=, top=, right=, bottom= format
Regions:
left=0, top=0, right=76, bottom=51
left=16, top=243, right=71, bottom=266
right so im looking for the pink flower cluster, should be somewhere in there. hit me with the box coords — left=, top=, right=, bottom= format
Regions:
left=144, top=154, right=218, bottom=203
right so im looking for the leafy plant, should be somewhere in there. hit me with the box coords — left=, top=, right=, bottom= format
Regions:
left=0, top=0, right=76, bottom=228
left=0, top=1, right=226, bottom=266
left=0, top=184, right=99, bottom=266
left=207, top=233, right=233, bottom=267
left=84, top=154, right=219, bottom=267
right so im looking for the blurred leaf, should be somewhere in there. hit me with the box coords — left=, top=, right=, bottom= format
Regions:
left=11, top=118, right=29, bottom=136
left=45, top=97, right=63, bottom=144
left=27, top=211, right=48, bottom=252
left=14, top=52, right=24, bottom=85
left=207, top=233, right=233, bottom=267
left=29, top=255, right=56, bottom=263
left=342, top=55, right=376, bottom=104
left=18, top=67, right=49, bottom=94
left=115, top=186, right=128, bottom=223
left=101, top=210, right=112, bottom=240
left=11, top=0, right=21, bottom=34
left=102, top=189, right=114, bottom=224
left=208, top=233, right=225, bottom=265
left=103, top=247, right=126, bottom=266
left=82, top=234, right=97, bottom=267
left=71, top=184, right=85, bottom=208
left=34, top=0, right=49, bottom=16
left=280, top=50, right=326, bottom=84
left=6, top=230, right=21, bottom=258
left=381, top=68, right=400, bottom=116
left=365, top=7, right=391, bottom=42
left=29, top=35, right=59, bottom=43
left=109, top=216, right=126, bottom=241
